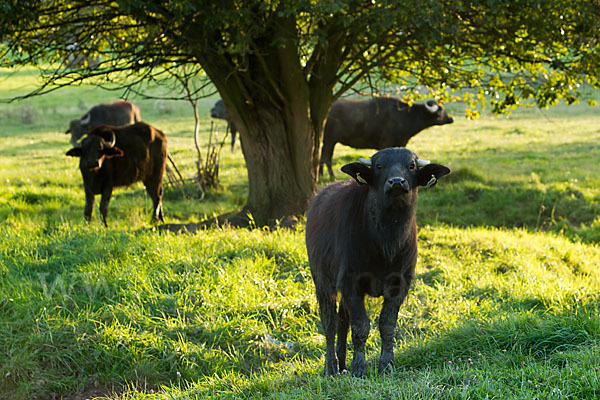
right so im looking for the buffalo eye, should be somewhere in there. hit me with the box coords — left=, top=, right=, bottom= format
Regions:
left=409, top=161, right=416, bottom=170
left=376, top=164, right=383, bottom=170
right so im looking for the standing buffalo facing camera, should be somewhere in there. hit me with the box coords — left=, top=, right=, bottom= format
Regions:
left=66, top=122, right=167, bottom=226
left=66, top=100, right=141, bottom=147
left=319, top=97, right=453, bottom=179
left=306, top=147, right=450, bottom=377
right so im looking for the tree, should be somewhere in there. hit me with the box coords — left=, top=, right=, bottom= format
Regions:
left=2, top=0, right=600, bottom=225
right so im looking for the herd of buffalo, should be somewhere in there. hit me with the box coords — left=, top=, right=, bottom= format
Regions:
left=64, top=97, right=453, bottom=376
left=65, top=97, right=453, bottom=225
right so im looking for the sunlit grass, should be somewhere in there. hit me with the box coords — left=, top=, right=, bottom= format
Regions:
left=0, top=68, right=599, bottom=399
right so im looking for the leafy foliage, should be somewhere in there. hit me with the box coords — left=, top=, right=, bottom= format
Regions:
left=2, top=1, right=600, bottom=111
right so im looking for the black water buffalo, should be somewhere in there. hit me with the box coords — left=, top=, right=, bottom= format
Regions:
left=66, top=100, right=141, bottom=147
left=306, top=147, right=450, bottom=377
left=319, top=97, right=454, bottom=179
left=210, top=99, right=238, bottom=151
left=66, top=122, right=167, bottom=227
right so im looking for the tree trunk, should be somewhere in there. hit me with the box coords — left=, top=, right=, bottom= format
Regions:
left=191, top=13, right=338, bottom=226
left=238, top=102, right=317, bottom=225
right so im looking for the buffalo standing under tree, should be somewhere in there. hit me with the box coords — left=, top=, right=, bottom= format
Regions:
left=210, top=99, right=238, bottom=151
left=319, top=97, right=454, bottom=179
left=306, top=147, right=450, bottom=377
left=66, top=122, right=167, bottom=227
left=66, top=100, right=141, bottom=147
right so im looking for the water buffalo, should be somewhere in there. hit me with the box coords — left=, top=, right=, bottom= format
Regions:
left=66, top=122, right=167, bottom=227
left=306, top=147, right=450, bottom=377
left=319, top=97, right=454, bottom=179
left=210, top=99, right=238, bottom=151
left=66, top=100, right=141, bottom=147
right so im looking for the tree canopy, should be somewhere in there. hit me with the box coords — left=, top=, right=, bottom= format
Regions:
left=2, top=0, right=600, bottom=224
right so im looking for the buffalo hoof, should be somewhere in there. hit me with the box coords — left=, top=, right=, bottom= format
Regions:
left=324, top=353, right=339, bottom=376
left=351, top=353, right=367, bottom=378
left=378, top=353, right=395, bottom=374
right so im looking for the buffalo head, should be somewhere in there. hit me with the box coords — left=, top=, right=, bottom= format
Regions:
left=65, top=112, right=92, bottom=147
left=424, top=100, right=454, bottom=126
left=66, top=127, right=123, bottom=171
left=341, top=148, right=450, bottom=207
left=210, top=99, right=230, bottom=120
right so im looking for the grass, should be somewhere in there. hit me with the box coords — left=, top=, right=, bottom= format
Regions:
left=0, top=67, right=599, bottom=399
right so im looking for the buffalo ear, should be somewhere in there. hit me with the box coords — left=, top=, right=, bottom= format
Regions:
left=103, top=147, right=124, bottom=158
left=341, top=162, right=373, bottom=185
left=416, top=163, right=451, bottom=187
left=66, top=148, right=83, bottom=157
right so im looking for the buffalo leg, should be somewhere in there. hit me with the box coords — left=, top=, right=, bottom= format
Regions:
left=319, top=140, right=336, bottom=180
left=144, top=179, right=164, bottom=223
left=83, top=189, right=95, bottom=222
left=99, top=186, right=113, bottom=227
left=336, top=295, right=350, bottom=372
left=327, top=162, right=335, bottom=181
left=229, top=123, right=237, bottom=152
left=318, top=158, right=326, bottom=178
left=345, top=292, right=370, bottom=377
left=379, top=271, right=412, bottom=373
left=316, top=287, right=339, bottom=375
left=378, top=296, right=402, bottom=373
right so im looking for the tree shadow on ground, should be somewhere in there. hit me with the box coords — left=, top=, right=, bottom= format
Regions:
left=0, top=228, right=311, bottom=398
left=151, top=298, right=600, bottom=399
left=4, top=220, right=599, bottom=399
left=417, top=167, right=599, bottom=242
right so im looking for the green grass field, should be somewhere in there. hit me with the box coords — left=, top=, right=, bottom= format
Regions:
left=0, top=67, right=599, bottom=400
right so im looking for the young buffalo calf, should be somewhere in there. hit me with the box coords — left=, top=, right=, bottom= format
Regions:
left=306, top=147, right=450, bottom=377
left=66, top=122, right=167, bottom=227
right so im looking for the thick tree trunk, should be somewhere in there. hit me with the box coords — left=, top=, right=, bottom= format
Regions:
left=191, top=13, right=339, bottom=226
left=238, top=103, right=317, bottom=225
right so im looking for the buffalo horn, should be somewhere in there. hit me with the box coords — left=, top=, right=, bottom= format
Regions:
left=80, top=113, right=91, bottom=125
left=94, top=128, right=116, bottom=148
left=417, top=159, right=430, bottom=167
left=104, top=130, right=116, bottom=148
left=425, top=101, right=439, bottom=113
left=359, top=157, right=372, bottom=166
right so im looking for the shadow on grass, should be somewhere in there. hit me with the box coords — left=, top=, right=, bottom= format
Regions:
left=417, top=166, right=599, bottom=242
left=318, top=169, right=599, bottom=243
left=162, top=174, right=598, bottom=240
left=396, top=300, right=600, bottom=368
left=0, top=227, right=310, bottom=398
left=118, top=302, right=600, bottom=399
left=3, top=221, right=600, bottom=399
left=0, top=137, right=66, bottom=155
